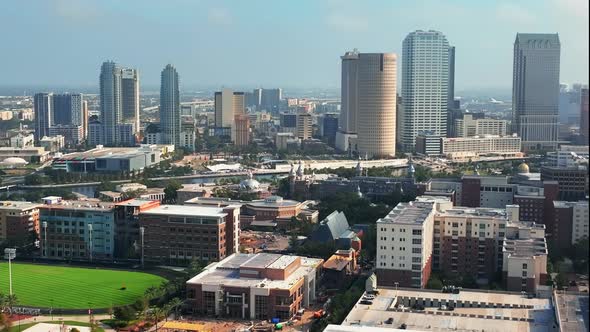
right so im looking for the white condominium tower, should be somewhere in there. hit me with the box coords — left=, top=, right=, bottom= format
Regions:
left=100, top=61, right=122, bottom=146
left=512, top=33, right=560, bottom=152
left=401, top=30, right=451, bottom=151
left=335, top=50, right=359, bottom=152
left=160, top=64, right=181, bottom=146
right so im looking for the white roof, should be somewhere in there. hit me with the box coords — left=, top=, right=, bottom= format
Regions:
left=141, top=204, right=227, bottom=218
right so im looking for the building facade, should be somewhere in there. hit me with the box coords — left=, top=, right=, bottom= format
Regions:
left=454, top=114, right=508, bottom=138
left=34, top=93, right=53, bottom=141
left=139, top=204, right=240, bottom=265
left=401, top=30, right=451, bottom=151
left=356, top=53, right=397, bottom=157
left=100, top=61, right=123, bottom=146
left=0, top=201, right=40, bottom=246
left=336, top=50, right=359, bottom=152
left=512, top=33, right=561, bottom=152
left=121, top=68, right=140, bottom=134
left=160, top=64, right=181, bottom=146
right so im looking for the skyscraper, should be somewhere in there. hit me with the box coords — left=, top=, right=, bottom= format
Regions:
left=160, top=64, right=180, bottom=146
left=214, top=89, right=245, bottom=142
left=401, top=30, right=450, bottom=151
left=335, top=50, right=359, bottom=152
left=260, top=88, right=282, bottom=114
left=580, top=88, right=589, bottom=145
left=53, top=93, right=83, bottom=126
left=448, top=46, right=456, bottom=110
left=100, top=61, right=122, bottom=146
left=512, top=33, right=560, bottom=152
left=34, top=92, right=53, bottom=141
left=356, top=53, right=397, bottom=158
left=121, top=68, right=140, bottom=134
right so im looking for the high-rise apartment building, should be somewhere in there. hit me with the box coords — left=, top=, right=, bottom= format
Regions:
left=512, top=33, right=560, bottom=152
left=82, top=100, right=89, bottom=139
left=454, top=114, right=508, bottom=137
left=448, top=46, right=456, bottom=110
left=53, top=93, right=83, bottom=127
left=335, top=50, right=359, bottom=152
left=121, top=68, right=140, bottom=134
left=581, top=88, right=589, bottom=145
left=233, top=114, right=250, bottom=146
left=296, top=111, right=313, bottom=140
left=160, top=64, right=180, bottom=146
left=34, top=93, right=53, bottom=141
left=401, top=30, right=451, bottom=151
left=214, top=89, right=245, bottom=142
left=357, top=53, right=397, bottom=157
left=100, top=61, right=122, bottom=146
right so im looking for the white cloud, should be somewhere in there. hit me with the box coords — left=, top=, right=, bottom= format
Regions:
left=552, top=0, right=589, bottom=18
left=496, top=3, right=537, bottom=25
left=326, top=12, right=369, bottom=32
left=208, top=7, right=232, bottom=26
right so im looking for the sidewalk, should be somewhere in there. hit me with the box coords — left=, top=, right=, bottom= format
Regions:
left=14, top=315, right=115, bottom=332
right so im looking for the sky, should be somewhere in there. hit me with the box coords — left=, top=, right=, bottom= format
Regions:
left=0, top=0, right=588, bottom=91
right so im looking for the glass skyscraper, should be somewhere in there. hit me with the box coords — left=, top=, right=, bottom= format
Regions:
left=160, top=64, right=180, bottom=146
left=401, top=30, right=450, bottom=151
left=100, top=61, right=122, bottom=146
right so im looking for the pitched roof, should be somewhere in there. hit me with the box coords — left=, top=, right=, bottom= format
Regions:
left=309, top=210, right=350, bottom=242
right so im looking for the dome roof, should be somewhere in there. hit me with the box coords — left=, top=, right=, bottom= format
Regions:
left=0, top=157, right=28, bottom=166
left=517, top=162, right=530, bottom=173
left=239, top=178, right=260, bottom=191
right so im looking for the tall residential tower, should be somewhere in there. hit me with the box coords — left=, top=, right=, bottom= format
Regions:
left=34, top=93, right=53, bottom=141
left=401, top=30, right=451, bottom=151
left=121, top=68, right=140, bottom=135
left=160, top=64, right=181, bottom=146
left=99, top=61, right=122, bottom=146
left=512, top=33, right=560, bottom=152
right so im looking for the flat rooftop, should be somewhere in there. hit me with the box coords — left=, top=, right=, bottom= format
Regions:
left=0, top=201, right=40, bottom=211
left=55, top=145, right=167, bottom=161
left=439, top=206, right=508, bottom=218
left=115, top=199, right=159, bottom=207
left=554, top=292, right=589, bottom=332
left=141, top=204, right=227, bottom=218
left=377, top=201, right=435, bottom=225
left=187, top=253, right=322, bottom=290
left=342, top=288, right=555, bottom=332
left=42, top=199, right=114, bottom=211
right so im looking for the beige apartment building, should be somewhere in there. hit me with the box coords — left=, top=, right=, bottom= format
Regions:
left=454, top=114, right=508, bottom=137
left=0, top=201, right=40, bottom=245
left=441, top=135, right=522, bottom=161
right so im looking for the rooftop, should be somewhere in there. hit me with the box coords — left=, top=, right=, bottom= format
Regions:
left=41, top=199, right=114, bottom=211
left=246, top=196, right=302, bottom=208
left=115, top=199, right=160, bottom=207
left=0, top=201, right=40, bottom=211
left=140, top=204, right=227, bottom=218
left=554, top=292, right=589, bottom=332
left=377, top=201, right=436, bottom=225
left=54, top=144, right=170, bottom=161
left=342, top=288, right=555, bottom=332
left=187, top=253, right=323, bottom=290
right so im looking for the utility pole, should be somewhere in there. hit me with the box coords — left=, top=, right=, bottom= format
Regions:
left=140, top=226, right=145, bottom=268
left=5, top=248, right=16, bottom=295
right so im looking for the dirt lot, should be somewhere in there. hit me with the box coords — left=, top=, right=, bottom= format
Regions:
left=172, top=154, right=209, bottom=170
left=240, top=230, right=290, bottom=253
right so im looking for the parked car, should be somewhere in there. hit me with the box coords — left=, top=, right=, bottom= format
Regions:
left=385, top=317, right=394, bottom=325
left=360, top=300, right=373, bottom=305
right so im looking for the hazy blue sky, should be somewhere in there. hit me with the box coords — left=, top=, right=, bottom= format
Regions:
left=1, top=0, right=587, bottom=90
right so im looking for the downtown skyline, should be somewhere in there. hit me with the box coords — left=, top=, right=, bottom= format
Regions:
left=0, top=0, right=587, bottom=90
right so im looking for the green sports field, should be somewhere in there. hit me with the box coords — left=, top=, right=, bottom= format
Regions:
left=0, top=263, right=166, bottom=309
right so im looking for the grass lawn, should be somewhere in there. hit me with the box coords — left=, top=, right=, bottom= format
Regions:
left=0, top=263, right=165, bottom=309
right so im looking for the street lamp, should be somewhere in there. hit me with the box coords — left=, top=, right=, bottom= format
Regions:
left=42, top=221, right=48, bottom=258
left=88, top=224, right=93, bottom=263
left=140, top=226, right=145, bottom=268
left=4, top=248, right=16, bottom=295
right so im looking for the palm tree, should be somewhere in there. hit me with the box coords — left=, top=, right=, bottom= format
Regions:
left=166, top=298, right=184, bottom=319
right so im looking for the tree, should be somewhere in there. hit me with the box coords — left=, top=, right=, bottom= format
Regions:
left=166, top=298, right=184, bottom=319
left=113, top=305, right=136, bottom=322
left=97, top=181, right=116, bottom=193
left=427, top=275, right=443, bottom=289
left=164, top=181, right=182, bottom=203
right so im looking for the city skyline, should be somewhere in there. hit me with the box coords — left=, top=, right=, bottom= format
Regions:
left=1, top=0, right=588, bottom=90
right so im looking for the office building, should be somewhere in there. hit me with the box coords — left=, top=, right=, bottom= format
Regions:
left=138, top=204, right=241, bottom=265
left=355, top=53, right=396, bottom=157
left=0, top=147, right=50, bottom=164
left=552, top=201, right=589, bottom=252
left=53, top=93, right=83, bottom=127
left=401, top=30, right=451, bottom=151
left=34, top=93, right=53, bottom=141
left=581, top=88, right=589, bottom=145
left=260, top=88, right=282, bottom=114
left=186, top=253, right=322, bottom=319
left=87, top=119, right=102, bottom=146
left=335, top=50, right=359, bottom=152
left=7, top=132, right=34, bottom=149
left=448, top=46, right=455, bottom=110
left=160, top=64, right=181, bottom=146
left=233, top=114, right=250, bottom=146
left=296, top=111, right=312, bottom=140
left=415, top=132, right=442, bottom=156
left=99, top=61, right=123, bottom=146
left=121, top=68, right=140, bottom=134
left=512, top=33, right=560, bottom=152
left=541, top=166, right=588, bottom=200
left=0, top=201, right=40, bottom=246
left=39, top=135, right=65, bottom=153
left=214, top=89, right=245, bottom=142
left=39, top=197, right=115, bottom=260
left=546, top=145, right=589, bottom=168
left=440, top=135, right=522, bottom=161
left=454, top=114, right=508, bottom=137
left=82, top=100, right=89, bottom=139
left=320, top=113, right=338, bottom=145
left=113, top=198, right=160, bottom=259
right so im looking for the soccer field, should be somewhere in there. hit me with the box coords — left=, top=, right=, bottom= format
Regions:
left=0, top=263, right=166, bottom=309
